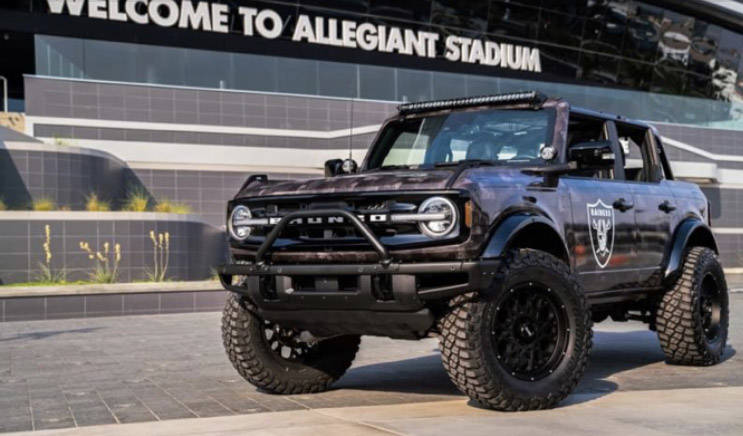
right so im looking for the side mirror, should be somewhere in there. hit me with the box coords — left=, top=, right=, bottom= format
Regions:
left=568, top=140, right=615, bottom=169
left=324, top=159, right=358, bottom=177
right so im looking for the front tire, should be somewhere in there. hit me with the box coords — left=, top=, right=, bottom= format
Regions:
left=439, top=249, right=592, bottom=411
left=656, top=247, right=729, bottom=365
left=222, top=294, right=360, bottom=394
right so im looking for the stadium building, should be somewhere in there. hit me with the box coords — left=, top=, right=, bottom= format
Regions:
left=1, top=0, right=743, bottom=274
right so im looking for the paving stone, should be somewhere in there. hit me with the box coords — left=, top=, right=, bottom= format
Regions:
left=71, top=409, right=118, bottom=427
left=32, top=412, right=76, bottom=430
left=0, top=303, right=741, bottom=433
left=0, top=406, right=31, bottom=420
left=0, top=416, right=32, bottom=433
left=138, top=401, right=196, bottom=420
left=181, top=399, right=233, bottom=418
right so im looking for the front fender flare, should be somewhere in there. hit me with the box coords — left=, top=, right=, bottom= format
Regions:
left=481, top=214, right=569, bottom=264
left=664, top=218, right=718, bottom=279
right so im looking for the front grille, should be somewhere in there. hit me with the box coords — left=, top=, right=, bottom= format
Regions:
left=234, top=193, right=467, bottom=251
left=246, top=198, right=419, bottom=238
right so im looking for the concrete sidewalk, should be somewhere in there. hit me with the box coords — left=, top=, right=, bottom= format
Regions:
left=2, top=295, right=740, bottom=434
left=8, top=386, right=743, bottom=436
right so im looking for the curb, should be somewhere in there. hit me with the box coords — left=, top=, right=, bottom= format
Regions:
left=0, top=280, right=222, bottom=298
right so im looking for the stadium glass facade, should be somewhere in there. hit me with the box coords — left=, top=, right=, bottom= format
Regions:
left=19, top=1, right=743, bottom=130
left=0, top=1, right=741, bottom=129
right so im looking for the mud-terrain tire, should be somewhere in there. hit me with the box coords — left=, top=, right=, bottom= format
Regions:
left=656, top=247, right=729, bottom=366
left=439, top=249, right=592, bottom=411
left=222, top=294, right=360, bottom=394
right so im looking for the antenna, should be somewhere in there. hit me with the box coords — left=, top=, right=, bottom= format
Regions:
left=348, top=98, right=354, bottom=160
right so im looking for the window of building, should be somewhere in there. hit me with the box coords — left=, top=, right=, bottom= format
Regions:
left=369, top=0, right=431, bottom=22
left=318, top=61, right=357, bottom=98
left=359, top=65, right=396, bottom=100
left=433, top=0, right=489, bottom=34
left=488, top=1, right=539, bottom=39
left=32, top=32, right=743, bottom=131
left=397, top=69, right=432, bottom=102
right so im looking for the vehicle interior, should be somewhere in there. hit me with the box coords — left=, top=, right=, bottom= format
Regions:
left=371, top=108, right=553, bottom=169
left=565, top=112, right=617, bottom=179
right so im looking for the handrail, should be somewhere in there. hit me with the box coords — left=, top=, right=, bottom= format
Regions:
left=0, top=76, right=7, bottom=112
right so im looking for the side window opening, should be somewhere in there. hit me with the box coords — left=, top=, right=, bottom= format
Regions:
left=615, top=122, right=657, bottom=182
left=566, top=113, right=614, bottom=180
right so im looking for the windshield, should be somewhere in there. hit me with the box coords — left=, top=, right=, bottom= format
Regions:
left=366, top=108, right=555, bottom=169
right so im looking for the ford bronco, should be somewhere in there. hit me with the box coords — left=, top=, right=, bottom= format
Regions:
left=219, top=91, right=729, bottom=410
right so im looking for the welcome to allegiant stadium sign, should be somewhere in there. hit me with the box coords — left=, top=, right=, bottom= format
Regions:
left=47, top=0, right=542, bottom=73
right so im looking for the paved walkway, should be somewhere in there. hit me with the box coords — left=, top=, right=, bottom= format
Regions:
left=0, top=295, right=741, bottom=434
left=7, top=386, right=743, bottom=436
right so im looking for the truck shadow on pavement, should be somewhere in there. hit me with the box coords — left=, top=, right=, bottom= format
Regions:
left=337, top=328, right=737, bottom=409
left=0, top=327, right=102, bottom=342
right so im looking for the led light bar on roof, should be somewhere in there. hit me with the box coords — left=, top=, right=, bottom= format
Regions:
left=397, top=91, right=547, bottom=114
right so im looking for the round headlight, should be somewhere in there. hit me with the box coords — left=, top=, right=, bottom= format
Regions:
left=418, top=197, right=458, bottom=238
left=228, top=205, right=253, bottom=240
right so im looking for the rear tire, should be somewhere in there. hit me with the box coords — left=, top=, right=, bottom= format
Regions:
left=438, top=249, right=592, bottom=411
left=222, top=294, right=360, bottom=394
left=656, top=247, right=729, bottom=365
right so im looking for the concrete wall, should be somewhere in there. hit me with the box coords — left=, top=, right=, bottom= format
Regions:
left=25, top=76, right=395, bottom=171
left=0, top=141, right=138, bottom=210
left=129, top=167, right=316, bottom=227
left=0, top=212, right=225, bottom=285
left=0, top=138, right=314, bottom=227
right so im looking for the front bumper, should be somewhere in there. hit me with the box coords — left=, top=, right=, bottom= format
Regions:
left=218, top=260, right=500, bottom=338
left=219, top=207, right=498, bottom=338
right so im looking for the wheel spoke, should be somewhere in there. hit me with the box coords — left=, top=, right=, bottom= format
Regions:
left=262, top=320, right=314, bottom=362
left=490, top=283, right=568, bottom=381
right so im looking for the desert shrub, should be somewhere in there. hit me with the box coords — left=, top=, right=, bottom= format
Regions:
left=85, top=193, right=110, bottom=212
left=122, top=189, right=150, bottom=212
left=36, top=224, right=66, bottom=283
left=80, top=241, right=121, bottom=283
left=32, top=198, right=56, bottom=211
left=154, top=199, right=192, bottom=214
left=146, top=230, right=170, bottom=282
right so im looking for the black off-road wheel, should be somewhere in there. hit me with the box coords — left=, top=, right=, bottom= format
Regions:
left=439, top=249, right=593, bottom=411
left=656, top=247, right=729, bottom=366
left=222, top=294, right=360, bottom=394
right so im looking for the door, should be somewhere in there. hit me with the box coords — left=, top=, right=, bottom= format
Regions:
left=565, top=178, right=639, bottom=292
left=617, top=123, right=676, bottom=288
left=563, top=113, right=638, bottom=292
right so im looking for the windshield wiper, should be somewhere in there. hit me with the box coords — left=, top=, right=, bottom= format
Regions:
left=433, top=159, right=495, bottom=168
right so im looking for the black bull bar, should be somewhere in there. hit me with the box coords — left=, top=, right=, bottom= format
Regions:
left=218, top=209, right=499, bottom=336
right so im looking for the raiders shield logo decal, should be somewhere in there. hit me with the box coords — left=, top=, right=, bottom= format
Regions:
left=587, top=199, right=615, bottom=268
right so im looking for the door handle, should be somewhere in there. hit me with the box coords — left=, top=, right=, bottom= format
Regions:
left=613, top=198, right=634, bottom=212
left=659, top=200, right=676, bottom=213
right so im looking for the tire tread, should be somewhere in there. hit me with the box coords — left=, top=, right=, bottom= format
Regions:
left=656, top=246, right=728, bottom=366
left=221, top=295, right=360, bottom=394
left=438, top=249, right=593, bottom=411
